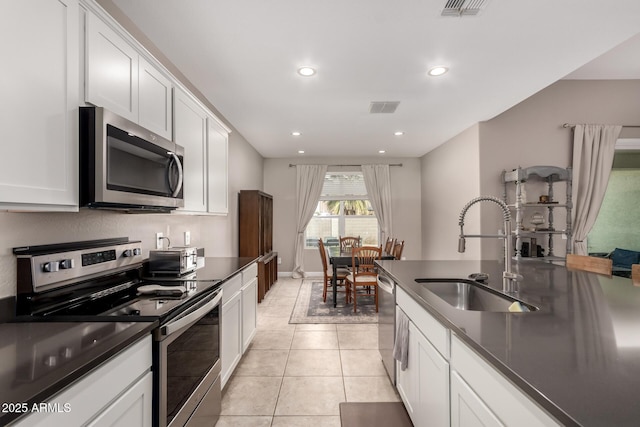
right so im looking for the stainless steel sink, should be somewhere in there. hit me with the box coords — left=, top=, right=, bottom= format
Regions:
left=414, top=279, right=538, bottom=312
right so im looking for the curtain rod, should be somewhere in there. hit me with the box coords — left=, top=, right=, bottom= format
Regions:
left=562, top=123, right=640, bottom=128
left=288, top=163, right=403, bottom=168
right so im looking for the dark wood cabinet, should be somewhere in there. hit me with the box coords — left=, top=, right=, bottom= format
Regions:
left=239, top=190, right=277, bottom=302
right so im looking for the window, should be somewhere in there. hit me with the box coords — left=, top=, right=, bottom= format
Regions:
left=305, top=172, right=379, bottom=248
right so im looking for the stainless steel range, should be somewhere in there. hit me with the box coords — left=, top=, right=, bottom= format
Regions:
left=14, top=238, right=222, bottom=427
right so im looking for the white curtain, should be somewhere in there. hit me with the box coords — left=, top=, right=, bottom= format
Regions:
left=362, top=164, right=393, bottom=247
left=571, top=124, right=622, bottom=255
left=292, top=164, right=328, bottom=278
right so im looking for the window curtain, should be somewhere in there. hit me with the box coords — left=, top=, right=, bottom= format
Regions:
left=292, top=164, right=328, bottom=278
left=361, top=164, right=393, bottom=248
left=571, top=124, right=622, bottom=255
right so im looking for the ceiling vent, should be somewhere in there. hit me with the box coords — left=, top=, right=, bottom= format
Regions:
left=441, top=0, right=488, bottom=16
left=369, top=101, right=400, bottom=114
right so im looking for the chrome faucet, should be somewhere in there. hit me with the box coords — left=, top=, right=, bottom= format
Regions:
left=458, top=196, right=522, bottom=294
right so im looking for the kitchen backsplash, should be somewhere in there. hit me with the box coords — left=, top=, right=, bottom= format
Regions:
left=0, top=209, right=236, bottom=299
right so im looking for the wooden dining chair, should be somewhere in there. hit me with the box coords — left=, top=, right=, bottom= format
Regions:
left=384, top=237, right=396, bottom=254
left=566, top=254, right=612, bottom=276
left=345, top=245, right=382, bottom=312
left=632, top=264, right=640, bottom=287
left=339, top=236, right=361, bottom=251
left=318, top=239, right=349, bottom=303
left=393, top=240, right=405, bottom=260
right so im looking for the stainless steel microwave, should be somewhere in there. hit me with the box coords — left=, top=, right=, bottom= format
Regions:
left=79, top=107, right=184, bottom=212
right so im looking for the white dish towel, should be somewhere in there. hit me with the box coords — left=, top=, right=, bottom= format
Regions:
left=393, top=309, right=410, bottom=371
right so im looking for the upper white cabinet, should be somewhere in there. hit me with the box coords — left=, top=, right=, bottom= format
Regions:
left=138, top=57, right=173, bottom=139
left=174, top=88, right=208, bottom=213
left=0, top=0, right=79, bottom=211
left=85, top=10, right=172, bottom=140
left=207, top=117, right=229, bottom=215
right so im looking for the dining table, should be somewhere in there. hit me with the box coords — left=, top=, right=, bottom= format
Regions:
left=327, top=246, right=395, bottom=308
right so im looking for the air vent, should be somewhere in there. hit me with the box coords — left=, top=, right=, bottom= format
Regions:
left=442, top=0, right=488, bottom=16
left=369, top=101, right=400, bottom=114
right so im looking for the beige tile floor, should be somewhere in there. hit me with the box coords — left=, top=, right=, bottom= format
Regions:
left=215, top=277, right=400, bottom=427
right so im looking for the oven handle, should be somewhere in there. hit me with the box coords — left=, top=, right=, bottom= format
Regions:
left=161, top=290, right=222, bottom=337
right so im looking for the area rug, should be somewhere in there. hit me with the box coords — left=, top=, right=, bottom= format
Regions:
left=289, top=280, right=378, bottom=324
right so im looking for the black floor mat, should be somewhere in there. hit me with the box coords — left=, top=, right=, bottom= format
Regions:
left=339, top=402, right=413, bottom=427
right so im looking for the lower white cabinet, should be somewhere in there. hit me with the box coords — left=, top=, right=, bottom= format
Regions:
left=451, top=371, right=502, bottom=427
left=221, top=278, right=243, bottom=388
left=450, top=335, right=560, bottom=427
left=241, top=276, right=258, bottom=352
left=221, top=263, right=258, bottom=388
left=13, top=336, right=152, bottom=427
left=395, top=307, right=449, bottom=427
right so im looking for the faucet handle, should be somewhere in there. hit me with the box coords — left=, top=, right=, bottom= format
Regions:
left=468, top=272, right=489, bottom=283
left=503, top=271, right=523, bottom=282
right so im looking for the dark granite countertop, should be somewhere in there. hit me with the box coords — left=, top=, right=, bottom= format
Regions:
left=195, top=257, right=258, bottom=282
left=376, top=259, right=640, bottom=427
left=0, top=321, right=155, bottom=425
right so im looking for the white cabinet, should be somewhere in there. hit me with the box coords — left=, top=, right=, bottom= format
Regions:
left=221, top=263, right=258, bottom=388
left=450, top=335, right=560, bottom=427
left=85, top=10, right=172, bottom=140
left=138, top=57, right=173, bottom=139
left=451, top=371, right=502, bottom=427
left=173, top=88, right=208, bottom=213
left=221, top=274, right=243, bottom=388
left=241, top=266, right=258, bottom=352
left=0, top=0, right=79, bottom=211
left=85, top=11, right=138, bottom=122
left=207, top=117, right=229, bottom=215
left=13, top=336, right=152, bottom=427
left=395, top=304, right=449, bottom=427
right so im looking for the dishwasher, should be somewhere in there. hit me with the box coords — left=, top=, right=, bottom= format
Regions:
left=377, top=272, right=396, bottom=385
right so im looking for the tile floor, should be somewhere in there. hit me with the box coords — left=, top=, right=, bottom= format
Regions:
left=216, top=277, right=400, bottom=427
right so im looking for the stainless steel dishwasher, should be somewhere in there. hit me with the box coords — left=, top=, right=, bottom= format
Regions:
left=377, top=272, right=396, bottom=385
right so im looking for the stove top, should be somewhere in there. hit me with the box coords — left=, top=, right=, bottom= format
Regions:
left=14, top=238, right=221, bottom=324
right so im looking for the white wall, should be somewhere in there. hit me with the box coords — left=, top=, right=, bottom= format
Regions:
left=420, top=124, right=481, bottom=260
left=264, top=157, right=422, bottom=275
left=420, top=79, right=640, bottom=261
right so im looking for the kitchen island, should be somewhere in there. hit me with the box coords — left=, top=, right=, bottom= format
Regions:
left=377, top=259, right=640, bottom=427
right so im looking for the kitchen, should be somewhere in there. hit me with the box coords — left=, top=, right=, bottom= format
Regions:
left=1, top=0, right=640, bottom=426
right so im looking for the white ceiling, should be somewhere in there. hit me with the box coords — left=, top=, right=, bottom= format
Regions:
left=110, top=0, right=640, bottom=158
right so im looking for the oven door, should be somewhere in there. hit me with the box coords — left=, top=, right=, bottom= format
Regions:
left=154, top=289, right=222, bottom=427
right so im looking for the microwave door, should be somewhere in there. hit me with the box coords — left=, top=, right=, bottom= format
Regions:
left=102, top=125, right=183, bottom=208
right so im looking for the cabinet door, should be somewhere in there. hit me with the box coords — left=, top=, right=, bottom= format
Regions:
left=0, top=0, right=78, bottom=211
left=241, top=277, right=258, bottom=352
left=87, top=372, right=153, bottom=427
left=207, top=117, right=229, bottom=215
left=85, top=12, right=138, bottom=121
left=221, top=291, right=242, bottom=388
left=174, top=88, right=208, bottom=212
left=138, top=57, right=172, bottom=140
left=410, top=321, right=450, bottom=426
left=451, top=371, right=503, bottom=427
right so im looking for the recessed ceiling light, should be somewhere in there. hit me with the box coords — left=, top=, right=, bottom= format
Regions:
left=297, top=66, right=316, bottom=77
left=378, top=150, right=386, bottom=154
left=394, top=131, right=404, bottom=136
left=291, top=131, right=301, bottom=136
left=298, top=150, right=305, bottom=154
left=428, top=66, right=449, bottom=77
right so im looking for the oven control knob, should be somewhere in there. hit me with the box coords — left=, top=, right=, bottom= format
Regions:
left=122, top=249, right=133, bottom=257
left=59, top=259, right=74, bottom=269
left=133, top=248, right=141, bottom=256
left=60, top=347, right=73, bottom=359
left=42, top=262, right=59, bottom=273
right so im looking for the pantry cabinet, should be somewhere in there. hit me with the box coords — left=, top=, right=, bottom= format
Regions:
left=0, top=0, right=79, bottom=211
